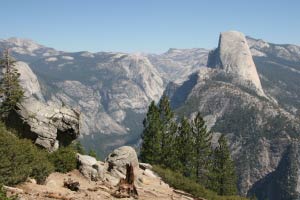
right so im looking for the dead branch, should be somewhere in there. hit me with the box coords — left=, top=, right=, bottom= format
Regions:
left=113, top=163, right=139, bottom=199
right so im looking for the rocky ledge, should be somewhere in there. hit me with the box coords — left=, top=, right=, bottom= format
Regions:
left=6, top=146, right=198, bottom=200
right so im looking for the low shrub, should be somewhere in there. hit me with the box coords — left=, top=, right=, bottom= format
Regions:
left=153, top=165, right=247, bottom=200
left=0, top=123, right=54, bottom=186
left=48, top=145, right=77, bottom=173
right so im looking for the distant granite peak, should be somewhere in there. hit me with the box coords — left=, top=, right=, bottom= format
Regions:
left=208, top=31, right=265, bottom=96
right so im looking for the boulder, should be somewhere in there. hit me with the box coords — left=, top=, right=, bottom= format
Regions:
left=77, top=146, right=140, bottom=186
left=105, top=146, right=139, bottom=176
left=103, top=146, right=139, bottom=186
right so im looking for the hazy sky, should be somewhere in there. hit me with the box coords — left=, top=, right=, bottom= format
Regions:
left=1, top=0, right=299, bottom=53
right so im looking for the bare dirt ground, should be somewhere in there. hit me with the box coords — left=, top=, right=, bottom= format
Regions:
left=6, top=169, right=197, bottom=200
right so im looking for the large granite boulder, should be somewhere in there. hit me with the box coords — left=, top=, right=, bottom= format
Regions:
left=5, top=62, right=80, bottom=151
left=77, top=146, right=139, bottom=186
left=105, top=146, right=139, bottom=175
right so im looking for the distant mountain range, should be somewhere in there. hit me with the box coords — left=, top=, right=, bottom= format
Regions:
left=1, top=31, right=300, bottom=199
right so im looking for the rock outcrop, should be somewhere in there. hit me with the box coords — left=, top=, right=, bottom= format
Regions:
left=6, top=62, right=80, bottom=151
left=77, top=146, right=140, bottom=186
left=208, top=31, right=265, bottom=96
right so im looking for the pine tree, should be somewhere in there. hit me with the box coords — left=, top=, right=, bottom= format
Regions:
left=0, top=49, right=24, bottom=119
left=176, top=117, right=194, bottom=177
left=158, top=95, right=177, bottom=169
left=191, top=112, right=212, bottom=185
left=140, top=101, right=162, bottom=164
left=208, top=134, right=237, bottom=195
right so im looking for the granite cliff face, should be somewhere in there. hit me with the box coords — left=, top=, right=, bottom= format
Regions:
left=34, top=53, right=164, bottom=136
left=247, top=36, right=300, bottom=116
left=147, top=48, right=209, bottom=83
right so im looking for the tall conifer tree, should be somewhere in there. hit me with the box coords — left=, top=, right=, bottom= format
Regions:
left=208, top=134, right=237, bottom=195
left=158, top=95, right=177, bottom=168
left=191, top=112, right=212, bottom=185
left=140, top=101, right=162, bottom=164
left=176, top=117, right=194, bottom=177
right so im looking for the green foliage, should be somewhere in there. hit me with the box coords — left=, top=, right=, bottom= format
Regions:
left=0, top=50, right=24, bottom=119
left=140, top=101, right=162, bottom=164
left=208, top=134, right=238, bottom=195
left=30, top=149, right=55, bottom=184
left=153, top=165, right=247, bottom=200
left=0, top=122, right=54, bottom=186
left=176, top=117, right=194, bottom=177
left=158, top=95, right=178, bottom=169
left=192, top=113, right=213, bottom=185
left=48, top=145, right=77, bottom=173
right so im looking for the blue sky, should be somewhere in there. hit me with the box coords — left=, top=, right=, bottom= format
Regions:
left=0, top=0, right=299, bottom=53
